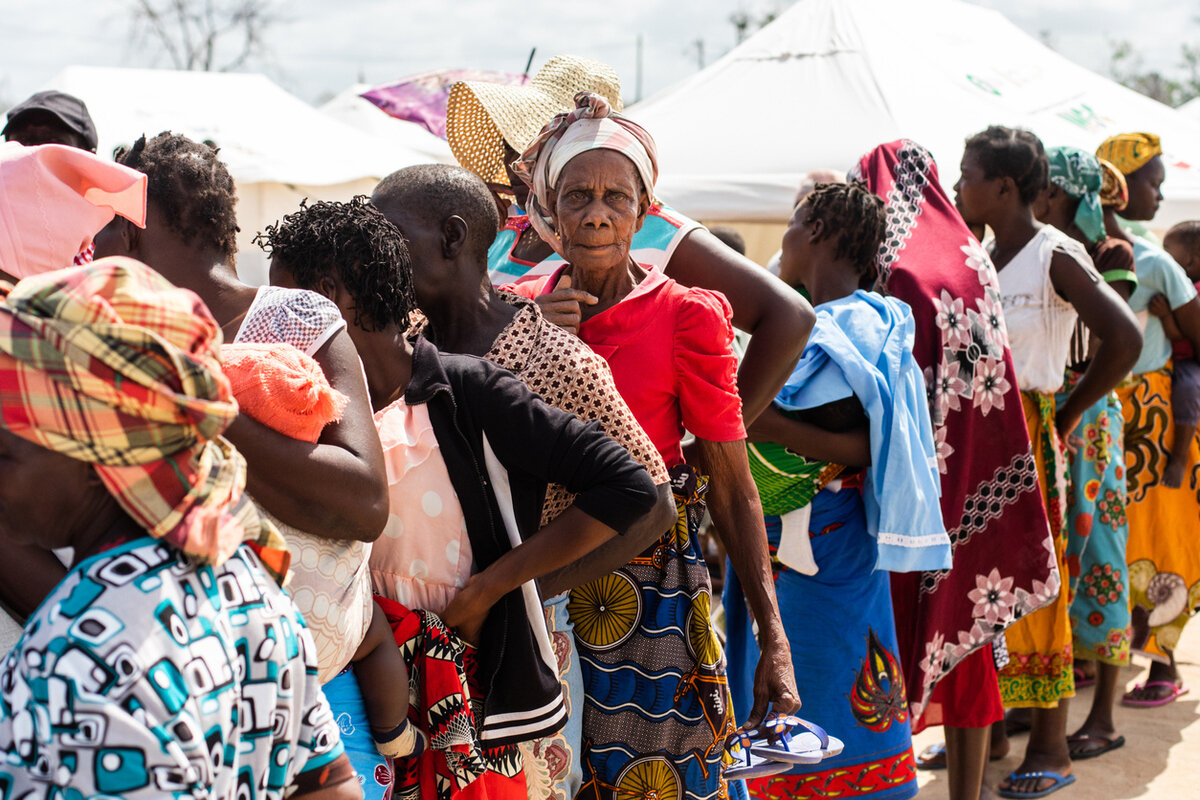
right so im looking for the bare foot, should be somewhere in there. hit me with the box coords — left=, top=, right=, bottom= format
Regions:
left=1163, top=455, right=1186, bottom=489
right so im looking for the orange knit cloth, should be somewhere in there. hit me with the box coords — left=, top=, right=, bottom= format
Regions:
left=221, top=343, right=348, bottom=443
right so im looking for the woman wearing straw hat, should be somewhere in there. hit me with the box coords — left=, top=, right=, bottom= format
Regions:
left=508, top=91, right=801, bottom=800
left=446, top=55, right=814, bottom=428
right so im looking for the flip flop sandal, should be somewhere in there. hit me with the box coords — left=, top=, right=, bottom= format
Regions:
left=916, top=742, right=950, bottom=771
left=748, top=715, right=844, bottom=765
left=996, top=770, right=1076, bottom=799
left=724, top=730, right=790, bottom=780
left=1121, top=681, right=1190, bottom=707
left=916, top=741, right=1004, bottom=770
left=1067, top=733, right=1125, bottom=760
left=1072, top=665, right=1096, bottom=688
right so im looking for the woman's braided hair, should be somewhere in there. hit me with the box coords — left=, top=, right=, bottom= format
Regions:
left=964, top=125, right=1048, bottom=205
left=254, top=196, right=417, bottom=332
left=801, top=180, right=888, bottom=278
left=115, top=132, right=240, bottom=260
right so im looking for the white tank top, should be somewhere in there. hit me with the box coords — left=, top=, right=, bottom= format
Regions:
left=994, top=226, right=1087, bottom=393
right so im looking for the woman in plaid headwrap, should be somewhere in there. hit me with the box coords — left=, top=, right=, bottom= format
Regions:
left=0, top=257, right=359, bottom=799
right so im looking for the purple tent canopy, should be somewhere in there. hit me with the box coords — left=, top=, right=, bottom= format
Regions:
left=360, top=69, right=529, bottom=140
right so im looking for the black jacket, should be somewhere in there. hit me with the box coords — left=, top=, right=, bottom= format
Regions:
left=406, top=335, right=657, bottom=746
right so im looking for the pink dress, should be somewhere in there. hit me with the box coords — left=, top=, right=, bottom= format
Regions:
left=369, top=397, right=472, bottom=614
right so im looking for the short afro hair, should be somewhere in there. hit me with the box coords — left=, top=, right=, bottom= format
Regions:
left=254, top=196, right=417, bottom=332
left=1165, top=220, right=1200, bottom=254
left=964, top=126, right=1048, bottom=205
left=371, top=164, right=501, bottom=264
left=115, top=131, right=240, bottom=260
left=800, top=180, right=888, bottom=278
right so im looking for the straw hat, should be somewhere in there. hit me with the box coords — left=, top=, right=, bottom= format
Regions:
left=447, top=54, right=623, bottom=184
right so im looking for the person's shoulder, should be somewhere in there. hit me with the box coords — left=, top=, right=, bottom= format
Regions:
left=646, top=203, right=697, bottom=231
left=668, top=280, right=734, bottom=323
left=1044, top=225, right=1093, bottom=267
left=667, top=280, right=735, bottom=358
left=535, top=312, right=611, bottom=373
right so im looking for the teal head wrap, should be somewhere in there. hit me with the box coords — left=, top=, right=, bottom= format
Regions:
left=1046, top=146, right=1105, bottom=243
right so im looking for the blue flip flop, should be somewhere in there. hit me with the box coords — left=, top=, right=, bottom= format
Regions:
left=748, top=715, right=844, bottom=766
left=724, top=730, right=790, bottom=780
left=997, top=770, right=1076, bottom=799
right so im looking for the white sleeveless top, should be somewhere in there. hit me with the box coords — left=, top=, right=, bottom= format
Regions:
left=235, top=286, right=370, bottom=684
left=994, top=226, right=1087, bottom=393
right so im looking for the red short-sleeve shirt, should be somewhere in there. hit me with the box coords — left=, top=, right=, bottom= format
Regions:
left=511, top=265, right=745, bottom=467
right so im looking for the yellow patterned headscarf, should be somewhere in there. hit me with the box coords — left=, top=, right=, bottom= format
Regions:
left=1096, top=133, right=1162, bottom=176
left=1098, top=159, right=1129, bottom=210
left=0, top=257, right=289, bottom=582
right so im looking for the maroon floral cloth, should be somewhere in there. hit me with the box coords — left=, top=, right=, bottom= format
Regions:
left=853, top=140, right=1057, bottom=726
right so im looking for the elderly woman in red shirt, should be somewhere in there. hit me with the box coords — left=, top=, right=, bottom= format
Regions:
left=507, top=92, right=799, bottom=800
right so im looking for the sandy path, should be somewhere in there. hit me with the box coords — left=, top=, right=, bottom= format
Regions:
left=913, top=628, right=1200, bottom=798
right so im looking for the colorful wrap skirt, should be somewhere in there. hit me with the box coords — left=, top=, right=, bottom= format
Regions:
left=999, top=391, right=1073, bottom=708
left=519, top=593, right=585, bottom=800
left=1055, top=374, right=1132, bottom=666
left=724, top=483, right=918, bottom=800
left=570, top=465, right=741, bottom=800
left=325, top=597, right=525, bottom=800
left=1119, top=366, right=1200, bottom=661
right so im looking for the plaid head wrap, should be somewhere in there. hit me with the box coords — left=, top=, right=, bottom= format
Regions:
left=1098, top=159, right=1129, bottom=210
left=0, top=257, right=289, bottom=581
left=1095, top=132, right=1162, bottom=176
left=512, top=91, right=658, bottom=259
left=1046, top=146, right=1105, bottom=243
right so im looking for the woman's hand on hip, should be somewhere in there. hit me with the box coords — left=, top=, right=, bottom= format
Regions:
left=440, top=575, right=493, bottom=648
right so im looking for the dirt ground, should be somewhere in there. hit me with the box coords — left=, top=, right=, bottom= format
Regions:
left=912, top=628, right=1200, bottom=799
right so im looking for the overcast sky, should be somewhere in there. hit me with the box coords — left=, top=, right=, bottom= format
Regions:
left=2, top=0, right=1196, bottom=109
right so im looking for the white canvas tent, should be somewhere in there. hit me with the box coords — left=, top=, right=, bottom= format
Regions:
left=319, top=85, right=455, bottom=166
left=630, top=0, right=1200, bottom=229
left=39, top=67, right=445, bottom=283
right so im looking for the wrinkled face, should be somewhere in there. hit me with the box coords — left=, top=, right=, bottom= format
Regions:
left=953, top=147, right=1000, bottom=228
left=5, top=110, right=90, bottom=150
left=778, top=201, right=816, bottom=289
left=552, top=149, right=646, bottom=274
left=1121, top=155, right=1165, bottom=222
left=0, top=428, right=106, bottom=549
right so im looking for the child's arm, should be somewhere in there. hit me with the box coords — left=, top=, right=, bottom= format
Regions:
left=1150, top=293, right=1185, bottom=342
